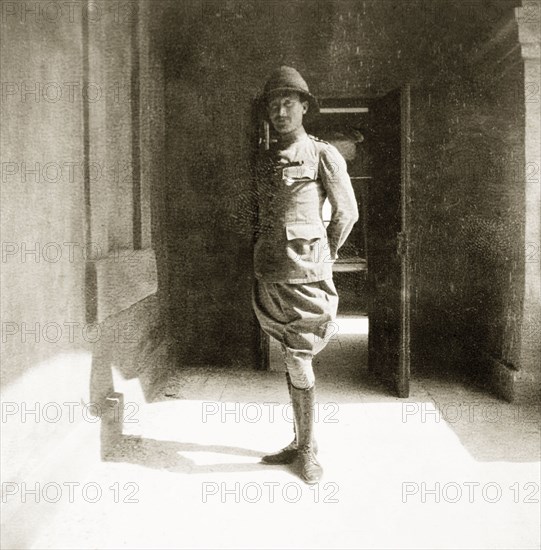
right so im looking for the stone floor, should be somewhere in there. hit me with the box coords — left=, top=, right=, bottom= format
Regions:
left=1, top=317, right=540, bottom=549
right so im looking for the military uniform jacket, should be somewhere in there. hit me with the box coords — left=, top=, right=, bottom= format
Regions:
left=253, top=131, right=359, bottom=284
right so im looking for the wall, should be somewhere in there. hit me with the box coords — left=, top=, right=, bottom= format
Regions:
left=1, top=4, right=97, bottom=525
left=410, top=4, right=540, bottom=401
left=410, top=63, right=524, bottom=369
left=0, top=1, right=171, bottom=503
left=86, top=0, right=173, bottom=405
left=161, top=0, right=450, bottom=368
left=161, top=0, right=535, bottom=401
left=2, top=0, right=534, bottom=406
left=1, top=0, right=87, bottom=385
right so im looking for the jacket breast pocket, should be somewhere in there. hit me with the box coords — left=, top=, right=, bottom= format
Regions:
left=285, top=223, right=326, bottom=264
left=282, top=166, right=317, bottom=186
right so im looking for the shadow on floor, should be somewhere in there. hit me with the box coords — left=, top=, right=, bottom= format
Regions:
left=95, top=311, right=540, bottom=468
left=415, top=368, right=541, bottom=463
left=102, top=434, right=286, bottom=475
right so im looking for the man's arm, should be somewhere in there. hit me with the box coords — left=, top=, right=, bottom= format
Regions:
left=319, top=144, right=359, bottom=259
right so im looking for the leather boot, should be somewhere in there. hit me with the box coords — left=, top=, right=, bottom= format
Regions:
left=261, top=373, right=297, bottom=464
left=261, top=374, right=319, bottom=465
left=291, top=383, right=323, bottom=484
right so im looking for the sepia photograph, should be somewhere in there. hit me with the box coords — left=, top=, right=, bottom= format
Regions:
left=1, top=0, right=540, bottom=548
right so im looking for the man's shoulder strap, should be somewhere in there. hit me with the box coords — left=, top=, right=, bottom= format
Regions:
left=308, top=134, right=330, bottom=146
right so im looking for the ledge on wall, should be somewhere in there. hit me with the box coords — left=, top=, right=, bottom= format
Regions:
left=93, top=248, right=158, bottom=324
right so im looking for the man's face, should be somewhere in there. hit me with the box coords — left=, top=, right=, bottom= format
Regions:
left=267, top=92, right=308, bottom=135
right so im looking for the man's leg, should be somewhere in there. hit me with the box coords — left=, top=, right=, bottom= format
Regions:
left=280, top=280, right=338, bottom=483
left=261, top=347, right=319, bottom=465
left=285, top=350, right=323, bottom=484
left=253, top=280, right=330, bottom=471
left=261, top=371, right=297, bottom=464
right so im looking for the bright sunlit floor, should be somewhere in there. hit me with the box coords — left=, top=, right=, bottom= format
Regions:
left=1, top=342, right=540, bottom=550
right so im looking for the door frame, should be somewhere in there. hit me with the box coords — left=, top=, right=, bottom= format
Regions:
left=398, top=83, right=412, bottom=398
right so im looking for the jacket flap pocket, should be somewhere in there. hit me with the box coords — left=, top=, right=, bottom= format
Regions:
left=286, top=223, right=325, bottom=241
left=282, top=166, right=317, bottom=181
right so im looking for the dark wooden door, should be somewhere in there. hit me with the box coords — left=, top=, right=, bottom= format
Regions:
left=367, top=85, right=411, bottom=397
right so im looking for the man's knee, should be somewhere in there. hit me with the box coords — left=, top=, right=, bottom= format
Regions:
left=289, top=369, right=315, bottom=389
left=284, top=351, right=315, bottom=389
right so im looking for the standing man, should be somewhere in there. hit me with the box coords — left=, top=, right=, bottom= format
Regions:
left=252, top=66, right=359, bottom=484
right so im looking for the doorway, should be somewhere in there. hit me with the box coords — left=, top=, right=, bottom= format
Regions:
left=305, top=98, right=371, bottom=382
left=255, top=87, right=411, bottom=398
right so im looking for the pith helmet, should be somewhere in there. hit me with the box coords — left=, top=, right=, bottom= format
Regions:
left=259, top=66, right=319, bottom=115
